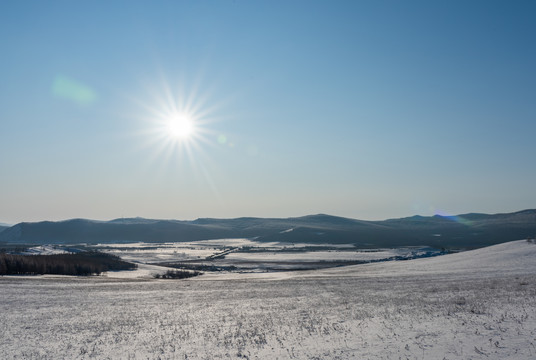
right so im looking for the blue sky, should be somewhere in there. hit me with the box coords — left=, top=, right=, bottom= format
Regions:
left=1, top=0, right=535, bottom=223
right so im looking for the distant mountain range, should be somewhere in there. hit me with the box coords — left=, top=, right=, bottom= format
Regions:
left=1, top=210, right=535, bottom=248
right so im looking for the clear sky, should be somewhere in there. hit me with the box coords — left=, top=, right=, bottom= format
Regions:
left=1, top=0, right=535, bottom=224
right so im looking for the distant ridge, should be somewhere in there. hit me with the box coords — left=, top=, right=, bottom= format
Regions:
left=0, top=209, right=535, bottom=248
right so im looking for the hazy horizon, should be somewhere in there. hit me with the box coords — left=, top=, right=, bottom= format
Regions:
left=2, top=207, right=536, bottom=227
left=2, top=1, right=535, bottom=224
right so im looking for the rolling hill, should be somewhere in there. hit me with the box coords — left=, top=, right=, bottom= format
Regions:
left=0, top=209, right=535, bottom=248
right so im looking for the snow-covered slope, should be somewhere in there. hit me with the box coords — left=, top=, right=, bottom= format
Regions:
left=319, top=239, right=536, bottom=278
left=102, top=262, right=171, bottom=279
left=1, top=240, right=535, bottom=359
left=20, top=245, right=71, bottom=255
left=198, top=239, right=536, bottom=281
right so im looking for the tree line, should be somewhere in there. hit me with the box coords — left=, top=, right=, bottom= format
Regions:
left=154, top=269, right=202, bottom=279
left=0, top=251, right=137, bottom=276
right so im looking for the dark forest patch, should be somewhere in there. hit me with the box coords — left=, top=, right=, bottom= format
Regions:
left=0, top=251, right=137, bottom=276
left=154, top=269, right=202, bottom=279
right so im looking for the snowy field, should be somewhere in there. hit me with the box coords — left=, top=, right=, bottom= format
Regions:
left=1, top=240, right=536, bottom=359
left=89, top=239, right=442, bottom=271
left=225, top=248, right=426, bottom=262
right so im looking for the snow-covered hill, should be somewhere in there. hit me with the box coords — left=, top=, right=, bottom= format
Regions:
left=319, top=239, right=536, bottom=278
left=19, top=245, right=71, bottom=255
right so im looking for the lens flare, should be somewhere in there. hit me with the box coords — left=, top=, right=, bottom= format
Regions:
left=52, top=75, right=97, bottom=106
left=434, top=210, right=473, bottom=226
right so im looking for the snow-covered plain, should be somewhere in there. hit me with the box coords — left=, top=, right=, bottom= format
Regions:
left=90, top=239, right=440, bottom=270
left=1, top=240, right=535, bottom=359
left=225, top=248, right=424, bottom=262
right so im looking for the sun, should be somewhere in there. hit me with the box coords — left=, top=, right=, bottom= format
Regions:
left=133, top=73, right=224, bottom=167
left=167, top=114, right=194, bottom=139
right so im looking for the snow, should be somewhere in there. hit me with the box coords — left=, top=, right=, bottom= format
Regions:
left=317, top=239, right=536, bottom=278
left=92, top=239, right=432, bottom=268
left=226, top=248, right=412, bottom=262
left=102, top=262, right=171, bottom=279
left=1, top=240, right=535, bottom=359
left=20, top=245, right=71, bottom=255
left=192, top=238, right=268, bottom=247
